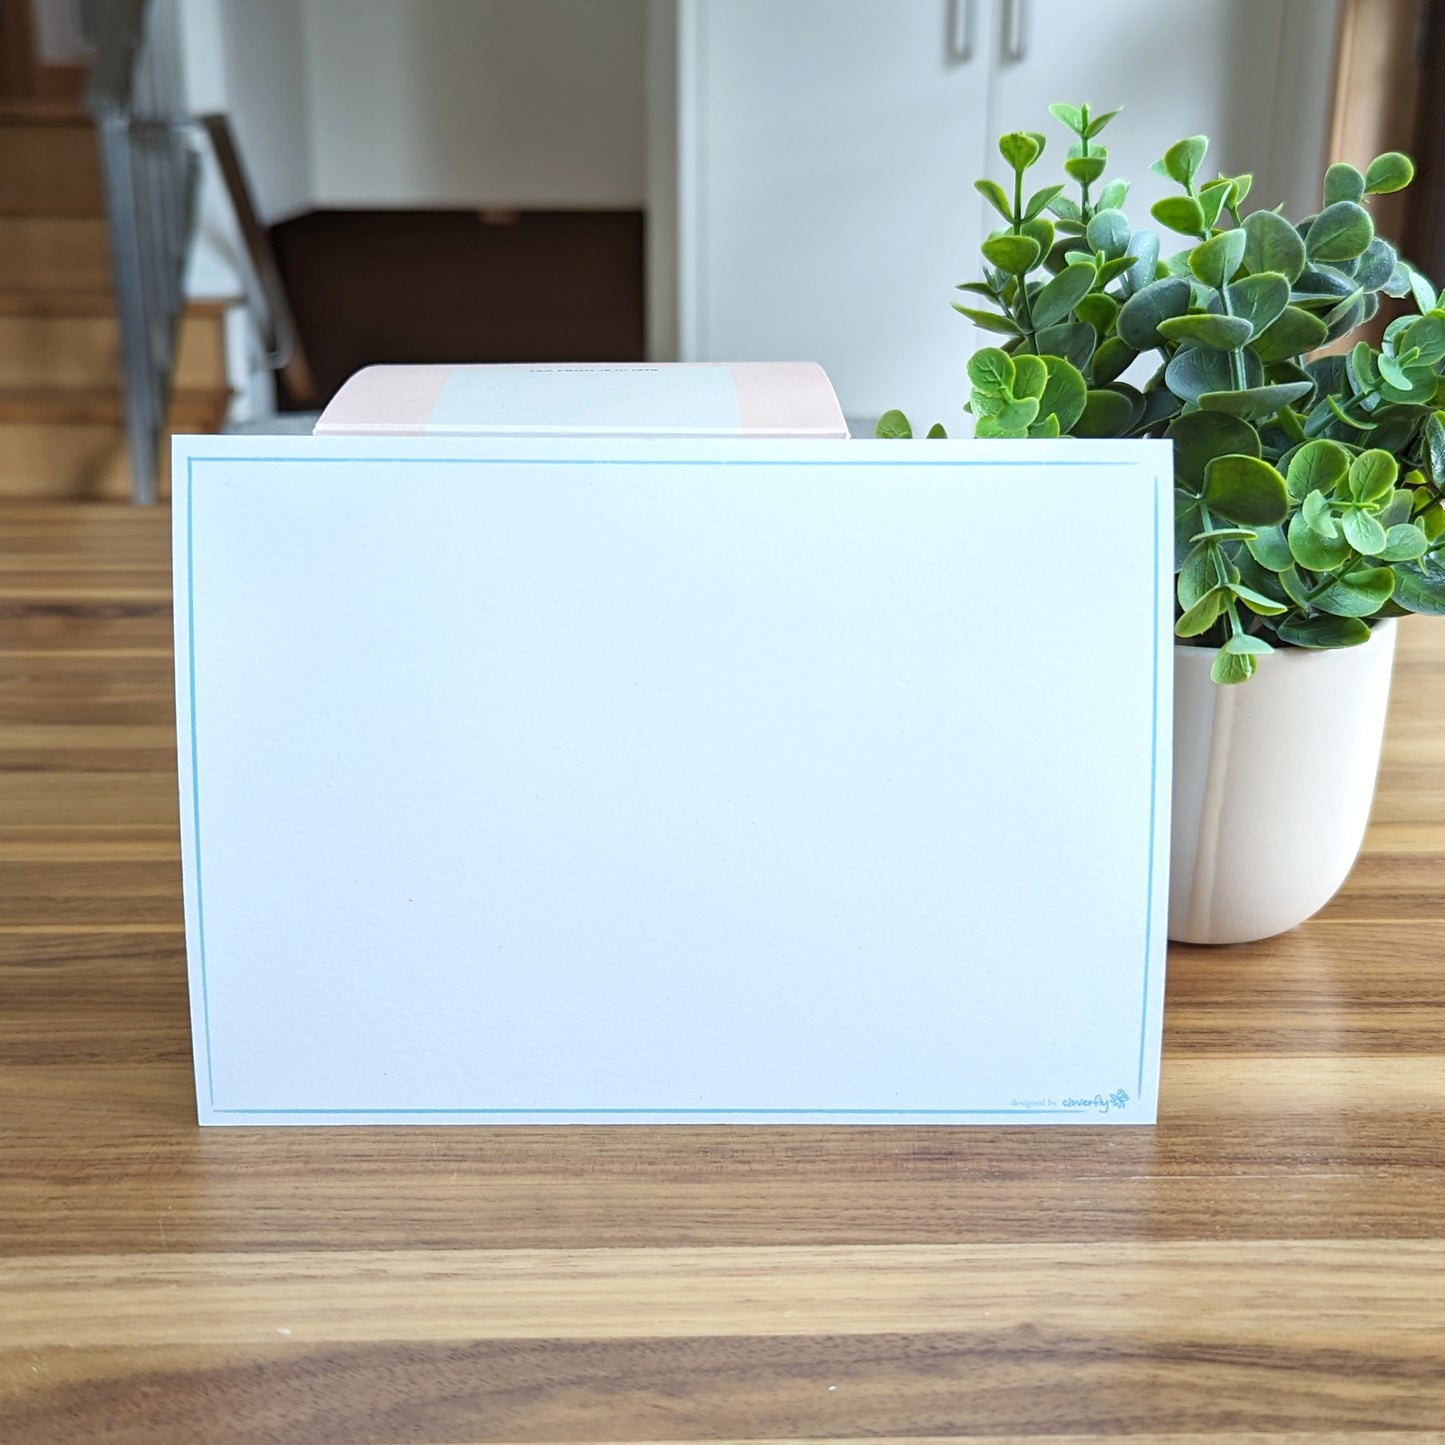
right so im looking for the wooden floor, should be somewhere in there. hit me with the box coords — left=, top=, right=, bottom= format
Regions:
left=2, top=501, right=1443, bottom=1443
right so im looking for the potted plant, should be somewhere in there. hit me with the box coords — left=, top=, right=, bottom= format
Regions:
left=879, top=104, right=1445, bottom=943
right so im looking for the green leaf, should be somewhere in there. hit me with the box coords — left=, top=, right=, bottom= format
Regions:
left=925, top=422, right=948, bottom=439
left=1243, top=208, right=1307, bottom=284
left=1084, top=106, right=1122, bottom=138
left=1031, top=262, right=1096, bottom=329
left=1314, top=566, right=1396, bottom=616
left=1364, top=151, right=1415, bottom=195
left=1167, top=409, right=1261, bottom=486
left=1033, top=320, right=1096, bottom=370
left=1288, top=509, right=1349, bottom=570
left=1198, top=381, right=1314, bottom=420
left=1226, top=273, right=1290, bottom=337
left=1222, top=630, right=1277, bottom=653
left=1302, top=487, right=1338, bottom=536
left=999, top=131, right=1042, bottom=172
left=874, top=410, right=912, bottom=439
left=1355, top=236, right=1399, bottom=292
left=975, top=178, right=1014, bottom=221
left=1048, top=193, right=1083, bottom=223
left=1426, top=411, right=1445, bottom=483
left=1307, top=201, right=1374, bottom=262
left=1190, top=228, right=1248, bottom=289
left=1086, top=208, right=1130, bottom=259
left=1380, top=486, right=1416, bottom=527
left=1158, top=313, right=1254, bottom=350
left=1120, top=229, right=1160, bottom=297
left=1117, top=276, right=1193, bottom=350
left=1198, top=180, right=1233, bottom=231
left=1178, top=543, right=1214, bottom=610
left=1402, top=310, right=1445, bottom=365
left=1090, top=335, right=1136, bottom=385
left=1211, top=649, right=1257, bottom=684
left=989, top=395, right=1040, bottom=430
left=1027, top=412, right=1061, bottom=438
left=1023, top=183, right=1066, bottom=220
left=974, top=416, right=1029, bottom=439
left=1251, top=305, right=1328, bottom=363
left=981, top=233, right=1043, bottom=275
left=1012, top=353, right=1048, bottom=400
left=1064, top=154, right=1107, bottom=186
left=1348, top=448, right=1399, bottom=503
left=1378, top=363, right=1438, bottom=406
left=1347, top=340, right=1379, bottom=393
left=1275, top=614, right=1372, bottom=647
left=1097, top=178, right=1129, bottom=212
left=1286, top=438, right=1350, bottom=499
left=1073, top=388, right=1136, bottom=438
left=1392, top=562, right=1445, bottom=614
left=1166, top=346, right=1239, bottom=404
left=951, top=304, right=1024, bottom=336
left=1229, top=581, right=1287, bottom=616
left=1020, top=215, right=1055, bottom=256
left=1377, top=350, right=1411, bottom=391
left=1247, top=523, right=1293, bottom=571
left=1203, top=454, right=1290, bottom=525
left=1094, top=255, right=1137, bottom=286
left=1047, top=102, right=1084, bottom=133
left=1163, top=135, right=1208, bottom=186
left=1279, top=564, right=1311, bottom=606
left=967, top=347, right=1015, bottom=395
left=1151, top=195, right=1207, bottom=237
left=1175, top=587, right=1228, bottom=637
left=1410, top=264, right=1438, bottom=314
left=1074, top=292, right=1119, bottom=332
left=1377, top=522, right=1428, bottom=562
left=1036, top=354, right=1088, bottom=432
left=1324, top=162, right=1366, bottom=206
left=1342, top=508, right=1388, bottom=554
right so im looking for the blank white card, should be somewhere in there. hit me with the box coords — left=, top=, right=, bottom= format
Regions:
left=173, top=436, right=1172, bottom=1124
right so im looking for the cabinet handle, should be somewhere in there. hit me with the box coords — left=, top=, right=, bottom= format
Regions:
left=1002, top=0, right=1030, bottom=61
left=946, top=0, right=975, bottom=64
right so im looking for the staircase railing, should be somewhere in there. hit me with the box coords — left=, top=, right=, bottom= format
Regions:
left=88, top=0, right=319, bottom=501
left=87, top=0, right=195, bottom=505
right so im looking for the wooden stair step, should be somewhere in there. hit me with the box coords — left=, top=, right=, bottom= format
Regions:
left=0, top=101, right=93, bottom=123
left=0, top=388, right=230, bottom=426
left=0, top=216, right=111, bottom=291
left=0, top=116, right=103, bottom=217
left=0, top=296, right=235, bottom=391
left=0, top=387, right=232, bottom=501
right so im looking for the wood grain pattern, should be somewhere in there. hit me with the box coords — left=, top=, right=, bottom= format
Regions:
left=2, top=502, right=1443, bottom=1443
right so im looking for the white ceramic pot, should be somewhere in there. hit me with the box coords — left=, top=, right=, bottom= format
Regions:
left=1169, top=620, right=1397, bottom=945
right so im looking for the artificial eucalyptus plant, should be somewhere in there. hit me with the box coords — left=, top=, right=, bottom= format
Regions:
left=879, top=103, right=1445, bottom=683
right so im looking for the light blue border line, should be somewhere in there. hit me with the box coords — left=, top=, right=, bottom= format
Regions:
left=186, top=457, right=215, bottom=1108
left=186, top=452, right=1164, bottom=1118
left=1138, top=476, right=1163, bottom=1097
left=212, top=1107, right=1105, bottom=1117
left=183, top=456, right=1115, bottom=468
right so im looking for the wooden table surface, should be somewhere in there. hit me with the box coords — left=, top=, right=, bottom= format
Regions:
left=2, top=501, right=1443, bottom=1444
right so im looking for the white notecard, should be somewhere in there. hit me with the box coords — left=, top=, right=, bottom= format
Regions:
left=174, top=435, right=1172, bottom=1125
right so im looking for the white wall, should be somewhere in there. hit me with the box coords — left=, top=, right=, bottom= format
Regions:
left=217, top=0, right=313, bottom=221
left=300, top=0, right=647, bottom=208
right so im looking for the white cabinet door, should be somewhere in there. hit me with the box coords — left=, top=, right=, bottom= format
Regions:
left=677, top=0, right=1333, bottom=431
left=681, top=0, right=994, bottom=431
left=986, top=0, right=1328, bottom=242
